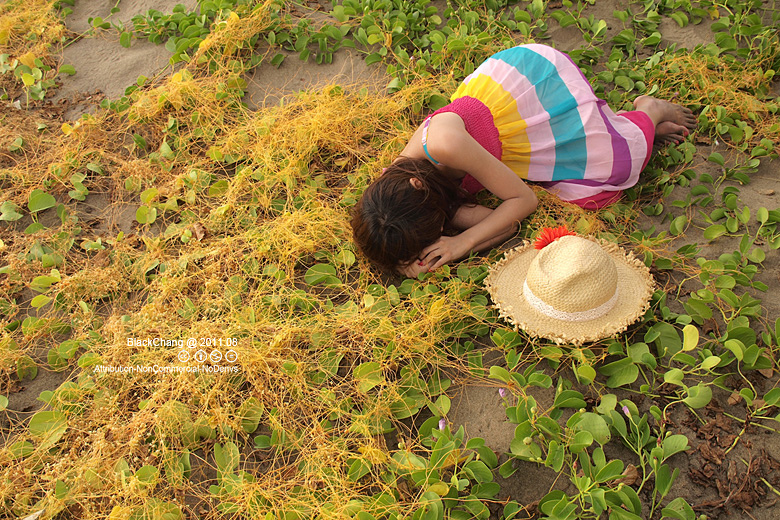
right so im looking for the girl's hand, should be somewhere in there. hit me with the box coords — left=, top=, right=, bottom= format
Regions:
left=419, top=235, right=471, bottom=272
left=398, top=258, right=431, bottom=278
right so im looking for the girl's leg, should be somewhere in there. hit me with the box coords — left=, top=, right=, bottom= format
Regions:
left=566, top=97, right=693, bottom=210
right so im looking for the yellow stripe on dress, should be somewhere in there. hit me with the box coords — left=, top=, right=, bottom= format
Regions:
left=451, top=74, right=533, bottom=179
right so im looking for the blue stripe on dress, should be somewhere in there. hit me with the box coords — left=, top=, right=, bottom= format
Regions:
left=491, top=46, right=588, bottom=181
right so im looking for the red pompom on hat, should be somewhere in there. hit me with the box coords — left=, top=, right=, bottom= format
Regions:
left=534, top=225, right=577, bottom=250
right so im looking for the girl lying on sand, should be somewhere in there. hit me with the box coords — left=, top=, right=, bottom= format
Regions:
left=351, top=43, right=697, bottom=277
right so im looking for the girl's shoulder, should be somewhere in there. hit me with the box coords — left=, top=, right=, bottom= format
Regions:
left=399, top=111, right=468, bottom=165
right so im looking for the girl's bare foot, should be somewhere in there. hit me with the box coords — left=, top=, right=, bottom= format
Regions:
left=634, top=95, right=697, bottom=147
left=652, top=121, right=687, bottom=151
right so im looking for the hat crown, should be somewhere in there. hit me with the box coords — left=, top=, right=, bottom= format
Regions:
left=526, top=235, right=617, bottom=313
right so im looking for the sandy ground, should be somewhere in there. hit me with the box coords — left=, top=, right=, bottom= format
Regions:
left=3, top=0, right=779, bottom=518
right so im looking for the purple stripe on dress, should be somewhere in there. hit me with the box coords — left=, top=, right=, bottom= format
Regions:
left=596, top=99, right=632, bottom=185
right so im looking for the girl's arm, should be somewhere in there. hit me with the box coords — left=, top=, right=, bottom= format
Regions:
left=451, top=204, right=519, bottom=251
left=417, top=124, right=538, bottom=271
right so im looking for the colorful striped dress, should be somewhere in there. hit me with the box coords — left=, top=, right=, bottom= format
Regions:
left=429, top=44, right=654, bottom=209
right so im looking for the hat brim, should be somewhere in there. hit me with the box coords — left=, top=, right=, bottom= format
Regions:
left=484, top=237, right=655, bottom=346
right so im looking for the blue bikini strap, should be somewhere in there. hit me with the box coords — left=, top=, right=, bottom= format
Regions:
left=421, top=115, right=440, bottom=165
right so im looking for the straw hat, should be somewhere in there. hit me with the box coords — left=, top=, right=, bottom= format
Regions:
left=484, top=227, right=655, bottom=346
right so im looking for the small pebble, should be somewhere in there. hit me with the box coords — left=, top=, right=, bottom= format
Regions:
left=758, top=189, right=775, bottom=196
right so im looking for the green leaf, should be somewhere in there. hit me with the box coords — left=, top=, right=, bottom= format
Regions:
left=29, top=410, right=68, bottom=449
left=59, top=64, right=76, bottom=75
left=334, top=249, right=355, bottom=268
left=596, top=394, right=617, bottom=415
left=683, top=383, right=712, bottom=409
left=213, top=441, right=239, bottom=477
left=497, top=460, right=517, bottom=481
left=714, top=275, right=735, bottom=289
left=348, top=458, right=371, bottom=482
left=270, top=53, right=284, bottom=67
left=254, top=435, right=271, bottom=449
left=431, top=394, right=450, bottom=416
left=670, top=12, right=689, bottom=27
left=683, top=298, right=713, bottom=322
left=354, top=361, right=383, bottom=393
left=10, top=440, right=35, bottom=459
left=615, top=75, right=634, bottom=91
left=206, top=146, right=223, bottom=161
left=707, top=152, right=724, bottom=166
left=135, top=205, right=157, bottom=224
left=571, top=412, right=610, bottom=445
left=569, top=430, right=594, bottom=453
left=135, top=465, right=159, bottom=487
left=140, top=187, right=158, bottom=204
left=663, top=368, right=685, bottom=386
left=576, top=364, right=596, bottom=384
left=681, top=324, right=698, bottom=351
left=723, top=339, right=745, bottom=361
left=699, top=356, right=721, bottom=370
left=78, top=352, right=102, bottom=368
left=28, top=189, right=56, bottom=213
left=726, top=326, right=756, bottom=348
left=208, top=180, right=229, bottom=197
left=30, top=269, right=61, bottom=293
left=661, top=434, right=689, bottom=461
left=541, top=441, right=563, bottom=473
left=599, top=358, right=639, bottom=388
left=553, top=389, right=586, bottom=409
left=669, top=215, right=687, bottom=236
left=17, top=355, right=38, bottom=380
left=30, top=294, right=52, bottom=308
left=0, top=395, right=7, bottom=411
left=58, top=339, right=80, bottom=360
left=365, top=53, right=382, bottom=66
left=237, top=397, right=264, bottom=433
left=428, top=94, right=449, bottom=111
left=747, top=247, right=765, bottom=263
left=642, top=32, right=662, bottom=46
left=8, top=137, right=24, bottom=153
left=0, top=201, right=23, bottom=221
left=464, top=460, right=493, bottom=483
left=488, top=365, right=512, bottom=383
left=331, top=5, right=349, bottom=22
left=647, top=322, right=682, bottom=357
left=763, top=388, right=780, bottom=408
left=703, top=224, right=727, bottom=241
left=661, top=497, right=695, bottom=520
left=120, top=31, right=132, bottom=48
left=304, top=263, right=340, bottom=286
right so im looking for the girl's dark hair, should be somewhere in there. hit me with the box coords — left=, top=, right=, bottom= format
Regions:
left=351, top=156, right=472, bottom=274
